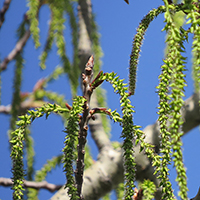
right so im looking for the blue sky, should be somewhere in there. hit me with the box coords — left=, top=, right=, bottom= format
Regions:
left=0, top=0, right=200, bottom=199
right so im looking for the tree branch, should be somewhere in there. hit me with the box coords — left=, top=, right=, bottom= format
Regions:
left=89, top=91, right=112, bottom=150
left=0, top=100, right=45, bottom=115
left=51, top=93, right=200, bottom=200
left=75, top=56, right=95, bottom=199
left=77, top=0, right=111, bottom=152
left=0, top=29, right=30, bottom=71
left=0, top=0, right=45, bottom=71
left=0, top=105, right=11, bottom=114
left=0, top=177, right=62, bottom=192
left=191, top=187, right=200, bottom=200
left=78, top=0, right=92, bottom=73
left=78, top=0, right=92, bottom=41
left=0, top=0, right=12, bottom=29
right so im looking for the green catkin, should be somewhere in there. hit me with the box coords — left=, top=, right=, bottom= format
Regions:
left=24, top=128, right=36, bottom=199
left=115, top=183, right=124, bottom=200
left=27, top=0, right=40, bottom=48
left=49, top=0, right=78, bottom=97
left=10, top=103, right=69, bottom=199
left=187, top=2, right=200, bottom=93
left=10, top=53, right=23, bottom=132
left=140, top=180, right=156, bottom=200
left=40, top=9, right=55, bottom=70
left=62, top=96, right=86, bottom=200
left=157, top=1, right=188, bottom=199
left=9, top=19, right=27, bottom=134
left=64, top=0, right=80, bottom=96
left=103, top=72, right=136, bottom=200
left=28, top=155, right=62, bottom=199
left=102, top=193, right=111, bottom=200
left=96, top=71, right=157, bottom=199
left=129, top=4, right=184, bottom=95
left=10, top=127, right=25, bottom=199
left=129, top=5, right=166, bottom=95
left=24, top=129, right=34, bottom=181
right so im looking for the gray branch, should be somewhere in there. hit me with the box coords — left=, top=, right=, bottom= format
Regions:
left=51, top=92, right=200, bottom=200
left=0, top=177, right=62, bottom=192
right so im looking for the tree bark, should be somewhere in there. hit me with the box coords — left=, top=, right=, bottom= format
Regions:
left=51, top=93, right=200, bottom=200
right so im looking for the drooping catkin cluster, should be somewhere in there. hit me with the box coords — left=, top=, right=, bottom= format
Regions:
left=129, top=5, right=166, bottom=95
left=9, top=54, right=23, bottom=132
left=8, top=0, right=200, bottom=199
left=188, top=1, right=200, bottom=93
left=27, top=155, right=63, bottom=199
left=28, top=0, right=80, bottom=95
left=10, top=127, right=25, bottom=199
left=10, top=103, right=68, bottom=199
left=129, top=4, right=183, bottom=96
left=103, top=72, right=136, bottom=199
left=27, top=0, right=41, bottom=48
left=157, top=1, right=188, bottom=199
left=62, top=96, right=86, bottom=200
left=94, top=71, right=157, bottom=200
left=9, top=19, right=27, bottom=133
left=8, top=0, right=105, bottom=198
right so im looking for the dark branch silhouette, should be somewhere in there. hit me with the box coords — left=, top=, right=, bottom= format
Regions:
left=0, top=0, right=12, bottom=28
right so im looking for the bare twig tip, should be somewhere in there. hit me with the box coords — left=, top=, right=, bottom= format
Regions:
left=124, top=0, right=129, bottom=4
left=86, top=55, right=94, bottom=69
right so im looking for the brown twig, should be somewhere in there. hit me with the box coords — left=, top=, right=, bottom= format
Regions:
left=124, top=0, right=129, bottom=4
left=0, top=177, right=62, bottom=192
left=0, top=0, right=46, bottom=71
left=0, top=29, right=30, bottom=71
left=75, top=56, right=94, bottom=199
left=78, top=0, right=111, bottom=153
left=0, top=0, right=12, bottom=28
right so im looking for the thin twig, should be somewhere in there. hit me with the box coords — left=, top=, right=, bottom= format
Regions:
left=0, top=0, right=12, bottom=28
left=0, top=177, right=62, bottom=192
left=0, top=0, right=45, bottom=71
left=0, top=30, right=30, bottom=71
left=75, top=56, right=94, bottom=199
left=0, top=100, right=45, bottom=115
left=78, top=0, right=111, bottom=152
left=0, top=105, right=11, bottom=114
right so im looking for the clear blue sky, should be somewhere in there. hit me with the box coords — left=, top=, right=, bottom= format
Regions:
left=0, top=0, right=200, bottom=199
